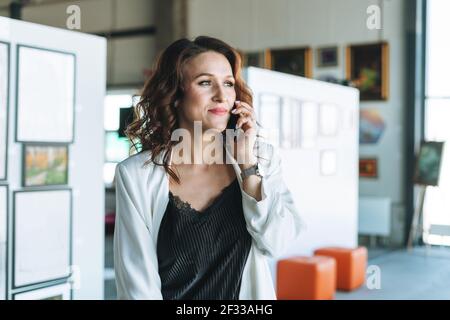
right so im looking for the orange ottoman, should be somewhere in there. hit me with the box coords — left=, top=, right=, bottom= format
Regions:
left=277, top=256, right=336, bottom=300
left=314, top=247, right=367, bottom=291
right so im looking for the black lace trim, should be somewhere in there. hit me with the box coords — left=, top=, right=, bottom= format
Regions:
left=169, top=178, right=237, bottom=214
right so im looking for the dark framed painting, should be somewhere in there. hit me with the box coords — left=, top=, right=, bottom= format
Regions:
left=413, top=141, right=445, bottom=186
left=241, top=50, right=270, bottom=68
left=317, top=46, right=338, bottom=67
left=267, top=47, right=312, bottom=78
left=346, top=42, right=389, bottom=101
left=22, top=144, right=69, bottom=187
left=359, top=158, right=378, bottom=178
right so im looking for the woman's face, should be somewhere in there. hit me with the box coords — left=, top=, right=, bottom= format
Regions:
left=177, top=51, right=236, bottom=133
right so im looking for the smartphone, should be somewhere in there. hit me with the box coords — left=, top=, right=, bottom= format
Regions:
left=226, top=108, right=239, bottom=142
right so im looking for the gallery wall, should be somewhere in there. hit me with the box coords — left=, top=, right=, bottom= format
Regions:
left=243, top=67, right=360, bottom=284
left=0, top=16, right=106, bottom=299
left=187, top=0, right=408, bottom=246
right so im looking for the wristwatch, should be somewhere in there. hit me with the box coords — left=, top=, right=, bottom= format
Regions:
left=240, top=163, right=262, bottom=180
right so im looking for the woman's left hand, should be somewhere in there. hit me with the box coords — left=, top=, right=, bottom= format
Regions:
left=231, top=101, right=257, bottom=165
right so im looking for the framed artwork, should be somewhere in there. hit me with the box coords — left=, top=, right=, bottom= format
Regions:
left=300, top=102, right=319, bottom=148
left=241, top=50, right=270, bottom=68
left=13, top=189, right=72, bottom=289
left=0, top=185, right=8, bottom=300
left=16, top=45, right=76, bottom=143
left=268, top=47, right=312, bottom=78
left=359, top=158, right=378, bottom=178
left=413, top=141, right=445, bottom=186
left=359, top=108, right=385, bottom=144
left=258, top=93, right=282, bottom=147
left=320, top=150, right=337, bottom=176
left=319, top=103, right=339, bottom=136
left=317, top=46, right=338, bottom=67
left=23, top=144, right=69, bottom=187
left=0, top=41, right=10, bottom=181
left=346, top=42, right=389, bottom=100
left=13, top=282, right=71, bottom=300
left=280, top=97, right=302, bottom=149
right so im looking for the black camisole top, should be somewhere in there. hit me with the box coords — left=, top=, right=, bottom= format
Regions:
left=156, top=178, right=252, bottom=300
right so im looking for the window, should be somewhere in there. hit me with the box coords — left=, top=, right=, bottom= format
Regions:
left=423, top=0, right=450, bottom=245
left=103, top=91, right=140, bottom=188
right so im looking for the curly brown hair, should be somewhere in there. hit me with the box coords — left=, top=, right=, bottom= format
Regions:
left=126, top=36, right=256, bottom=184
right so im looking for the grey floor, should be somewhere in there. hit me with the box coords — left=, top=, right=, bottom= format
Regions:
left=104, top=234, right=450, bottom=300
left=335, top=246, right=450, bottom=300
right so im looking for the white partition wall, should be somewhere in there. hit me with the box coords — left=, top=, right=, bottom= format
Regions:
left=0, top=17, right=106, bottom=299
left=243, top=67, right=359, bottom=281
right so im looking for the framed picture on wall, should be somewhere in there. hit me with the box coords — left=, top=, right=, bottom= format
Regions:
left=0, top=41, right=10, bottom=181
left=359, top=158, right=378, bottom=178
left=258, top=93, right=282, bottom=147
left=413, top=141, right=445, bottom=186
left=300, top=101, right=319, bottom=148
left=320, top=150, right=338, bottom=176
left=0, top=185, right=8, bottom=300
left=13, top=189, right=72, bottom=289
left=280, top=97, right=302, bottom=149
left=317, top=46, right=338, bottom=67
left=346, top=42, right=389, bottom=101
left=16, top=45, right=76, bottom=143
left=241, top=50, right=270, bottom=68
left=13, top=282, right=71, bottom=300
left=319, top=103, right=339, bottom=136
left=359, top=108, right=386, bottom=144
left=268, top=47, right=313, bottom=78
left=22, top=144, right=69, bottom=187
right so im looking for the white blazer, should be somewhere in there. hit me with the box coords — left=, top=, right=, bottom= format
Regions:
left=113, top=140, right=304, bottom=299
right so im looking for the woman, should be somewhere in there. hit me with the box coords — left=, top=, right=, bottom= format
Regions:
left=114, top=36, right=303, bottom=300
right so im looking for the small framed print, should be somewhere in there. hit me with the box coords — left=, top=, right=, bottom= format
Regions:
left=300, top=102, right=319, bottom=148
left=317, top=46, right=338, bottom=67
left=16, top=45, right=76, bottom=143
left=13, top=282, right=71, bottom=300
left=280, top=97, right=302, bottom=149
left=13, top=189, right=72, bottom=289
left=258, top=93, right=282, bottom=147
left=319, top=103, right=339, bottom=137
left=320, top=150, right=337, bottom=176
left=268, top=46, right=313, bottom=78
left=241, top=50, right=271, bottom=68
left=359, top=158, right=378, bottom=178
left=413, top=141, right=445, bottom=186
left=23, top=144, right=69, bottom=187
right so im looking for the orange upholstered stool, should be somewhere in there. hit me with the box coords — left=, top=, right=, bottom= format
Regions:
left=277, top=256, right=336, bottom=300
left=314, top=247, right=368, bottom=291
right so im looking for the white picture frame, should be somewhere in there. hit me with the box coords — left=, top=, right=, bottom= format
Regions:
left=258, top=93, right=282, bottom=147
left=0, top=41, right=9, bottom=181
left=319, top=103, right=340, bottom=136
left=16, top=45, right=75, bottom=143
left=13, top=282, right=71, bottom=300
left=0, top=185, right=8, bottom=300
left=320, top=150, right=338, bottom=176
left=281, top=97, right=302, bottom=149
left=13, top=189, right=72, bottom=288
left=300, top=102, right=319, bottom=148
